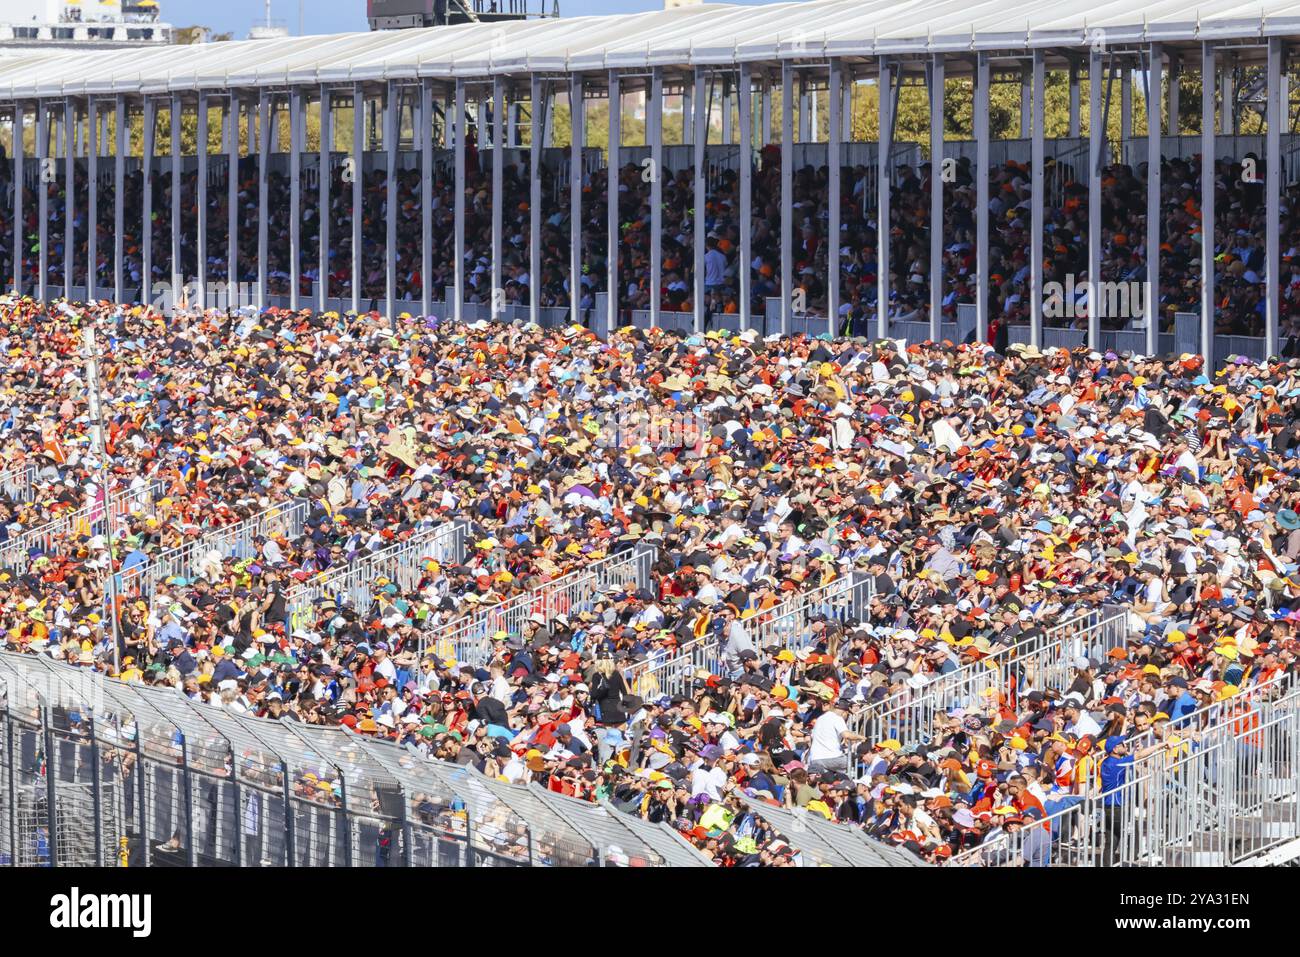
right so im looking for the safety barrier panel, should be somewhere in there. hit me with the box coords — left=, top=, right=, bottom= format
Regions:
left=117, top=498, right=311, bottom=601
left=845, top=605, right=1129, bottom=765
left=0, top=650, right=712, bottom=868
left=0, top=479, right=168, bottom=571
left=949, top=685, right=1300, bottom=868
left=0, top=463, right=37, bottom=503
left=625, top=572, right=875, bottom=701
left=284, top=520, right=468, bottom=634
left=417, top=544, right=657, bottom=666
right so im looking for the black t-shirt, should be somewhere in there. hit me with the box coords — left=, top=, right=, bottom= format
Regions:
left=472, top=696, right=509, bottom=728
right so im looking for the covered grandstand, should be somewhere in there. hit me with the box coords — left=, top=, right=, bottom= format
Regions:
left=0, top=1, right=1297, bottom=364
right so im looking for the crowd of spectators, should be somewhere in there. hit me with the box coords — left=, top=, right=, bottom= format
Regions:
left=3, top=295, right=1300, bottom=865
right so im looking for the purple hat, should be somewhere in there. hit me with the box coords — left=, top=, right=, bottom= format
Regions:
left=699, top=744, right=724, bottom=761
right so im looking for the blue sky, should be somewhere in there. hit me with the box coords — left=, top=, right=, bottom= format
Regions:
left=162, top=0, right=783, bottom=37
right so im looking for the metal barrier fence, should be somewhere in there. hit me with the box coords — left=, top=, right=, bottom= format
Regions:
left=285, top=520, right=468, bottom=634
left=846, top=605, right=1129, bottom=768
left=0, top=479, right=168, bottom=571
left=417, top=544, right=657, bottom=666
left=0, top=463, right=37, bottom=503
left=0, top=650, right=714, bottom=868
left=624, top=572, right=875, bottom=701
left=950, top=685, right=1300, bottom=867
left=117, top=498, right=311, bottom=602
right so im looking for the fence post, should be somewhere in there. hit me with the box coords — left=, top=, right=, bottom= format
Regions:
left=135, top=727, right=149, bottom=867
left=230, top=766, right=243, bottom=868
left=89, top=714, right=103, bottom=866
left=337, top=766, right=353, bottom=867
left=42, top=704, right=58, bottom=867
left=5, top=710, right=16, bottom=865
left=282, top=767, right=295, bottom=866
left=180, top=736, right=196, bottom=867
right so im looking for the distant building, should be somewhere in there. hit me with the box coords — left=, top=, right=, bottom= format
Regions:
left=367, top=0, right=558, bottom=31
left=0, top=0, right=171, bottom=48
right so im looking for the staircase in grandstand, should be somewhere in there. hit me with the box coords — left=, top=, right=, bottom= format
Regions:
left=416, top=543, right=659, bottom=666
left=284, top=520, right=469, bottom=633
left=116, top=498, right=312, bottom=602
left=844, top=605, right=1130, bottom=771
left=0, top=462, right=37, bottom=503
left=0, top=479, right=169, bottom=571
left=624, top=572, right=876, bottom=701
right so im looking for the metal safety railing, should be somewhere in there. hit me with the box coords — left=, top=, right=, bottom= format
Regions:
left=417, top=544, right=657, bottom=666
left=845, top=605, right=1129, bottom=768
left=624, top=572, right=875, bottom=701
left=117, top=498, right=311, bottom=602
left=0, top=650, right=712, bottom=868
left=0, top=463, right=37, bottom=503
left=948, top=684, right=1300, bottom=868
left=0, top=479, right=168, bottom=570
left=284, top=520, right=468, bottom=634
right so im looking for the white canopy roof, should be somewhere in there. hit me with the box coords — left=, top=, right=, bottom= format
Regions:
left=0, top=0, right=1298, bottom=99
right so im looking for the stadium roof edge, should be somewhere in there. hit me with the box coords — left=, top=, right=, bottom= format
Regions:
left=0, top=0, right=1296, bottom=99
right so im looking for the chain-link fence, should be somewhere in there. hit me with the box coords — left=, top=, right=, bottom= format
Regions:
left=0, top=650, right=725, bottom=868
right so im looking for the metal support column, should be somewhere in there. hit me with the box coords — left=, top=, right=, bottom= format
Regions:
left=37, top=99, right=48, bottom=302
left=649, top=68, right=664, bottom=329
left=420, top=80, right=432, bottom=317
left=607, top=70, right=620, bottom=336
left=1267, top=38, right=1283, bottom=358
left=568, top=75, right=582, bottom=324
left=877, top=60, right=892, bottom=340
left=142, top=97, right=154, bottom=301
left=12, top=102, right=22, bottom=294
left=64, top=98, right=75, bottom=297
left=928, top=55, right=944, bottom=342
left=454, top=79, right=466, bottom=322
left=693, top=67, right=707, bottom=334
left=780, top=61, right=793, bottom=334
left=114, top=97, right=124, bottom=301
left=737, top=62, right=751, bottom=332
left=528, top=76, right=542, bottom=326
left=290, top=87, right=302, bottom=311
left=828, top=58, right=842, bottom=337
left=1201, top=44, right=1217, bottom=367
left=170, top=94, right=181, bottom=300
left=352, top=84, right=363, bottom=314
left=975, top=54, right=990, bottom=346
left=197, top=93, right=208, bottom=307
left=491, top=77, right=505, bottom=320
left=1030, top=50, right=1044, bottom=349
left=384, top=82, right=397, bottom=318
left=1089, top=47, right=1104, bottom=349
left=88, top=99, right=98, bottom=300
left=319, top=87, right=332, bottom=312
left=227, top=94, right=239, bottom=293
left=257, top=90, right=269, bottom=309
left=1146, top=45, right=1163, bottom=356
